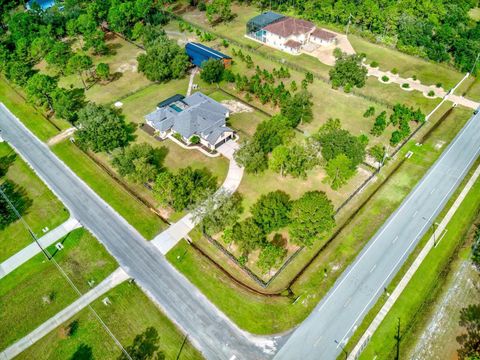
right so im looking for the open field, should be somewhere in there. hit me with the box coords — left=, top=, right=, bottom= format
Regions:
left=37, top=35, right=151, bottom=106
left=17, top=281, right=203, bottom=360
left=454, top=75, right=480, bottom=102
left=52, top=140, right=166, bottom=239
left=349, top=35, right=464, bottom=89
left=168, top=104, right=473, bottom=334
left=0, top=143, right=68, bottom=262
left=0, top=228, right=117, bottom=350
left=358, top=171, right=480, bottom=359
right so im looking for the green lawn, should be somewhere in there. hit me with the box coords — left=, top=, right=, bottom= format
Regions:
left=454, top=75, right=480, bottom=102
left=0, top=77, right=66, bottom=141
left=52, top=140, right=166, bottom=239
left=167, top=104, right=473, bottom=334
left=0, top=228, right=118, bottom=350
left=36, top=35, right=152, bottom=106
left=17, top=281, right=203, bottom=360
left=358, top=170, right=480, bottom=360
left=0, top=143, right=69, bottom=262
left=349, top=35, right=464, bottom=89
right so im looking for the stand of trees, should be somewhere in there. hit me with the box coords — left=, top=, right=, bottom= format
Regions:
left=329, top=50, right=368, bottom=92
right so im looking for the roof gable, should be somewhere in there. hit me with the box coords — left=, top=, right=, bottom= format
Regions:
left=263, top=17, right=315, bottom=38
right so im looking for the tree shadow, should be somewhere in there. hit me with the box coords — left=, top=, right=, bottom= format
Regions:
left=153, top=146, right=169, bottom=172
left=0, top=153, right=17, bottom=178
left=118, top=327, right=165, bottom=360
left=0, top=180, right=33, bottom=230
left=70, top=343, right=94, bottom=360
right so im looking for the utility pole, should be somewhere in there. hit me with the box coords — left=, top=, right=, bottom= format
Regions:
left=334, top=340, right=348, bottom=359
left=471, top=52, right=480, bottom=76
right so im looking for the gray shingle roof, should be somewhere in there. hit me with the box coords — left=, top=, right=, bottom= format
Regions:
left=145, top=92, right=231, bottom=146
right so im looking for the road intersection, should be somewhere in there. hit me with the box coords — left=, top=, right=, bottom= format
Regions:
left=1, top=102, right=479, bottom=359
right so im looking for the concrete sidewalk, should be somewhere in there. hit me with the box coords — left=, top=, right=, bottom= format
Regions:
left=0, top=267, right=129, bottom=360
left=152, top=141, right=244, bottom=254
left=348, top=163, right=480, bottom=359
left=0, top=217, right=81, bottom=279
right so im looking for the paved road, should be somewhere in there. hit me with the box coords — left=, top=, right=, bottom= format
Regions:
left=275, top=110, right=480, bottom=359
left=0, top=104, right=277, bottom=359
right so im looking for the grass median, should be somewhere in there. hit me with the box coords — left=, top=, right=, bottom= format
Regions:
left=0, top=228, right=118, bottom=350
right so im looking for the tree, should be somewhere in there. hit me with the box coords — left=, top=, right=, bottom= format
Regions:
left=96, top=62, right=111, bottom=81
left=257, top=241, right=287, bottom=273
left=118, top=327, right=165, bottom=360
left=45, top=42, right=72, bottom=74
left=251, top=191, right=291, bottom=233
left=472, top=225, right=480, bottom=269
left=324, top=154, right=356, bottom=190
left=153, top=167, right=217, bottom=211
left=52, top=88, right=85, bottom=123
left=329, top=52, right=367, bottom=90
left=30, top=36, right=54, bottom=61
left=283, top=144, right=318, bottom=179
left=289, top=191, right=335, bottom=246
left=231, top=217, right=265, bottom=254
left=137, top=36, right=190, bottom=82
left=234, top=140, right=267, bottom=174
left=457, top=304, right=480, bottom=360
left=70, top=343, right=94, bottom=360
left=67, top=54, right=93, bottom=89
left=370, top=111, right=387, bottom=136
left=75, top=103, right=131, bottom=152
left=269, top=145, right=289, bottom=177
left=280, top=90, right=313, bottom=127
left=369, top=144, right=387, bottom=164
left=25, top=73, right=58, bottom=112
left=206, top=0, right=233, bottom=24
left=194, top=189, right=243, bottom=235
left=253, top=115, right=293, bottom=153
left=200, top=59, right=224, bottom=84
left=0, top=180, right=32, bottom=230
left=6, top=60, right=33, bottom=86
left=363, top=106, right=375, bottom=118
left=112, top=143, right=165, bottom=183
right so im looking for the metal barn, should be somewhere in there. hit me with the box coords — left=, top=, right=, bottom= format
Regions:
left=185, top=42, right=232, bottom=68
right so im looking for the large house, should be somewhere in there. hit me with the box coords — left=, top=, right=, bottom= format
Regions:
left=246, top=12, right=336, bottom=54
left=145, top=92, right=234, bottom=150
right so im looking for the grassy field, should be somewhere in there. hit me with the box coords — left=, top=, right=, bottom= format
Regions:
left=0, top=143, right=69, bottom=262
left=52, top=140, right=166, bottom=239
left=358, top=170, right=480, bottom=359
left=0, top=228, right=118, bottom=350
left=37, top=35, right=151, bottom=106
left=454, top=75, right=480, bottom=102
left=349, top=35, right=464, bottom=89
left=17, top=281, right=202, bottom=360
left=167, top=104, right=473, bottom=334
left=0, top=77, right=67, bottom=141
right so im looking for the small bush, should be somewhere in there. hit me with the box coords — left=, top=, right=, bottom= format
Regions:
left=428, top=90, right=435, bottom=97
left=392, top=68, right=398, bottom=74
left=189, top=135, right=200, bottom=144
left=222, top=39, right=229, bottom=48
left=370, top=61, right=379, bottom=67
left=402, top=83, right=410, bottom=88
left=198, top=1, right=206, bottom=11
left=381, top=75, right=389, bottom=82
left=436, top=82, right=442, bottom=88
left=173, top=133, right=183, bottom=141
left=412, top=75, right=417, bottom=80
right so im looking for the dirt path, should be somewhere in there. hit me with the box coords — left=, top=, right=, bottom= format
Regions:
left=46, top=127, right=76, bottom=146
left=409, top=261, right=480, bottom=360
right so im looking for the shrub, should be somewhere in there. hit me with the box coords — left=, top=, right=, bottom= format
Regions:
left=428, top=90, right=435, bottom=97
left=370, top=61, right=379, bottom=67
left=222, top=39, right=229, bottom=48
left=381, top=75, right=389, bottom=82
left=189, top=135, right=200, bottom=144
left=391, top=68, right=398, bottom=74
left=412, top=75, right=417, bottom=80
left=402, top=83, right=410, bottom=88
left=436, top=82, right=442, bottom=88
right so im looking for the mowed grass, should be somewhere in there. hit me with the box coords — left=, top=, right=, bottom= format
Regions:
left=349, top=35, right=464, bottom=89
left=359, top=171, right=480, bottom=360
left=0, top=228, right=118, bottom=350
left=167, top=104, right=473, bottom=334
left=37, top=35, right=151, bottom=105
left=454, top=75, right=480, bottom=102
left=17, top=281, right=203, bottom=360
left=52, top=140, right=166, bottom=239
left=0, top=77, right=64, bottom=141
left=0, top=143, right=69, bottom=262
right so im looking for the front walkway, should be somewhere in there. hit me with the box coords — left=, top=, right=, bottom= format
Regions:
left=347, top=163, right=480, bottom=359
left=0, top=267, right=129, bottom=360
left=0, top=217, right=81, bottom=279
left=152, top=141, right=244, bottom=254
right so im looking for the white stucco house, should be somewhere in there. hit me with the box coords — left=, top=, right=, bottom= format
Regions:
left=246, top=12, right=337, bottom=55
left=145, top=92, right=234, bottom=150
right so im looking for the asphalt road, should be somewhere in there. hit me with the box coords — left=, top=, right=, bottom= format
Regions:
left=2, top=101, right=479, bottom=360
left=0, top=104, right=277, bottom=360
left=275, top=110, right=480, bottom=360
